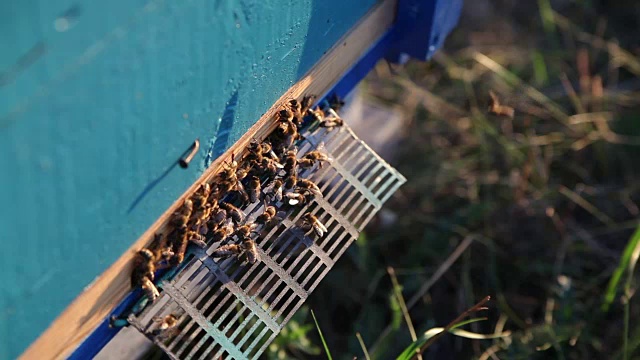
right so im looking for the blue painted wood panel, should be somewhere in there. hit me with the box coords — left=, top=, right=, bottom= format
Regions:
left=0, top=0, right=378, bottom=357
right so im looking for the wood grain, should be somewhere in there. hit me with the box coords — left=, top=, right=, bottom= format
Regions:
left=20, top=0, right=397, bottom=358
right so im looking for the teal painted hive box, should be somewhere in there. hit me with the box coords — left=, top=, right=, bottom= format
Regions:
left=0, top=0, right=461, bottom=358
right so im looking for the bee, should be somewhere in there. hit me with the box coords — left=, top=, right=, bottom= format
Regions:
left=164, top=227, right=207, bottom=266
left=301, top=212, right=328, bottom=237
left=192, top=183, right=211, bottom=208
left=151, top=314, right=179, bottom=337
left=272, top=117, right=298, bottom=151
left=300, top=95, right=316, bottom=114
left=210, top=218, right=235, bottom=244
left=285, top=191, right=308, bottom=206
left=192, top=202, right=213, bottom=234
left=242, top=238, right=260, bottom=264
left=212, top=243, right=244, bottom=261
left=283, top=147, right=298, bottom=175
left=259, top=157, right=285, bottom=178
left=256, top=206, right=283, bottom=228
left=327, top=93, right=345, bottom=112
left=131, top=249, right=160, bottom=302
left=246, top=176, right=261, bottom=203
left=488, top=90, right=515, bottom=118
left=299, top=142, right=332, bottom=169
left=234, top=222, right=257, bottom=240
left=218, top=201, right=245, bottom=223
left=172, top=198, right=193, bottom=228
left=277, top=107, right=295, bottom=123
left=297, top=178, right=323, bottom=198
left=284, top=174, right=297, bottom=194
left=288, top=99, right=304, bottom=126
left=319, top=108, right=344, bottom=128
left=263, top=179, right=284, bottom=203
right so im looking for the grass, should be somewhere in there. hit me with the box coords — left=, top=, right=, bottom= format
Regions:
left=269, top=1, right=640, bottom=359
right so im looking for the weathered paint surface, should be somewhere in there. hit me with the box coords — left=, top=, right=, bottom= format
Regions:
left=0, top=0, right=378, bottom=357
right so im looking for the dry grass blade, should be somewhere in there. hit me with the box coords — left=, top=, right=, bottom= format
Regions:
left=551, top=11, right=640, bottom=77
left=417, top=296, right=492, bottom=356
left=559, top=186, right=615, bottom=226
left=388, top=266, right=421, bottom=359
left=356, top=332, right=371, bottom=360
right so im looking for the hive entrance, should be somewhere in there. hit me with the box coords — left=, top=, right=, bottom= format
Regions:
left=128, top=117, right=405, bottom=359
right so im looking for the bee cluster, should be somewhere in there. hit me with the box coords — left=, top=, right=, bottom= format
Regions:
left=130, top=95, right=344, bottom=306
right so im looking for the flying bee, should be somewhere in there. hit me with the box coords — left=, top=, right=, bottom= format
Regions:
left=263, top=178, right=284, bottom=203
left=218, top=201, right=245, bottom=223
left=172, top=198, right=193, bottom=228
left=301, top=212, right=328, bottom=237
left=299, top=142, right=332, bottom=169
left=242, top=238, right=260, bottom=264
left=297, top=178, right=322, bottom=198
left=246, top=176, right=261, bottom=203
left=234, top=222, right=257, bottom=241
left=285, top=191, right=308, bottom=206
left=256, top=206, right=284, bottom=228
left=488, top=90, right=515, bottom=118
left=210, top=218, right=235, bottom=244
left=319, top=108, right=344, bottom=128
left=151, top=314, right=180, bottom=337
left=131, top=249, right=160, bottom=302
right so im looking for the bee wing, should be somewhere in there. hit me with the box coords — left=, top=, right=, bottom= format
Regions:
left=317, top=220, right=328, bottom=233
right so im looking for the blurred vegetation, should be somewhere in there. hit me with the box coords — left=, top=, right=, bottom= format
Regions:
left=273, top=1, right=640, bottom=359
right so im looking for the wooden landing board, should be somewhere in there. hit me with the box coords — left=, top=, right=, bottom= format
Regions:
left=20, top=0, right=398, bottom=358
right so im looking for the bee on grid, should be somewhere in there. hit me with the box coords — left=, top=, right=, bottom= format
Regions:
left=319, top=107, right=344, bottom=128
left=218, top=201, right=246, bottom=224
left=298, top=142, right=332, bottom=169
left=212, top=238, right=260, bottom=264
left=263, top=178, right=284, bottom=203
left=151, top=313, right=180, bottom=340
left=297, top=178, right=323, bottom=198
left=210, top=218, right=235, bottom=244
left=255, top=205, right=285, bottom=230
left=300, top=212, right=328, bottom=238
left=131, top=248, right=160, bottom=302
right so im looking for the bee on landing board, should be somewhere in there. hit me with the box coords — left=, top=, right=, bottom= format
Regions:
left=298, top=142, right=332, bottom=169
left=263, top=178, right=284, bottom=203
left=212, top=238, right=260, bottom=264
left=151, top=314, right=180, bottom=338
left=131, top=249, right=160, bottom=302
left=297, top=178, right=323, bottom=198
left=300, top=212, right=328, bottom=238
left=218, top=201, right=245, bottom=224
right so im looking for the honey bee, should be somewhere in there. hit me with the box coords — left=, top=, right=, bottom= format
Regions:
left=131, top=249, right=160, bottom=302
left=151, top=314, right=179, bottom=337
left=258, top=157, right=285, bottom=178
left=172, top=198, right=193, bottom=228
left=218, top=201, right=245, bottom=223
left=297, top=178, right=323, bottom=198
left=210, top=218, right=235, bottom=244
left=246, top=176, right=261, bottom=203
left=212, top=243, right=243, bottom=261
left=213, top=237, right=259, bottom=263
left=272, top=118, right=298, bottom=151
left=192, top=183, right=211, bottom=208
left=285, top=191, right=308, bottom=206
left=242, top=238, right=260, bottom=264
left=298, top=142, right=332, bottom=169
left=308, top=107, right=326, bottom=123
left=319, top=108, right=344, bottom=128
left=301, top=212, right=328, bottom=237
left=488, top=90, right=515, bottom=118
left=328, top=93, right=345, bottom=112
left=300, top=95, right=316, bottom=114
left=164, top=226, right=207, bottom=266
left=263, top=179, right=284, bottom=203
left=283, top=147, right=298, bottom=175
left=256, top=206, right=283, bottom=228
left=284, top=174, right=297, bottom=193
left=234, top=222, right=257, bottom=240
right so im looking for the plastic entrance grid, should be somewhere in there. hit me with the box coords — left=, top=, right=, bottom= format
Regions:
left=128, top=121, right=406, bottom=359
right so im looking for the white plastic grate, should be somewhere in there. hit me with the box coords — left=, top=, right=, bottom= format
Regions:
left=128, top=118, right=405, bottom=359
